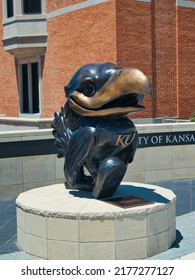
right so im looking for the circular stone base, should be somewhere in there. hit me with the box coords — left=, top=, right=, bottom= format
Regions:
left=16, top=182, right=176, bottom=260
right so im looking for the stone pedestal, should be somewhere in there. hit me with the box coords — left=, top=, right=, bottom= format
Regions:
left=16, top=182, right=176, bottom=259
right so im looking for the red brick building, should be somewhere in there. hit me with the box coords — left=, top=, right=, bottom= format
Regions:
left=0, top=0, right=194, bottom=119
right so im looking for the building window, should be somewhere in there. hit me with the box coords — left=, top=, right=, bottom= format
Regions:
left=23, top=0, right=42, bottom=14
left=6, top=0, right=14, bottom=18
left=19, top=61, right=40, bottom=114
left=31, top=63, right=40, bottom=113
left=21, top=64, right=29, bottom=113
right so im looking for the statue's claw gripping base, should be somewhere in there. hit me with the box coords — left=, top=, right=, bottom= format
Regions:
left=52, top=63, right=151, bottom=199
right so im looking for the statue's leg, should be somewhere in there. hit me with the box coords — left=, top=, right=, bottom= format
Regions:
left=92, top=156, right=127, bottom=199
left=64, top=127, right=96, bottom=191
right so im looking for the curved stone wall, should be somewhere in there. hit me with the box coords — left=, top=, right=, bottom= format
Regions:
left=16, top=182, right=176, bottom=260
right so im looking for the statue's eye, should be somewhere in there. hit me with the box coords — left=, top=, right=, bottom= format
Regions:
left=78, top=81, right=96, bottom=97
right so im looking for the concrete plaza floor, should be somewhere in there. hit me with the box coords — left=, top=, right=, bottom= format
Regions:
left=0, top=200, right=195, bottom=260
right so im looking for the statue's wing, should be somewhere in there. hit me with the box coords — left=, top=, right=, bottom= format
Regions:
left=64, top=127, right=96, bottom=185
left=52, top=106, right=72, bottom=158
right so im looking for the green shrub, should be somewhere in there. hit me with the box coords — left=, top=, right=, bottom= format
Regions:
left=189, top=112, right=195, bottom=122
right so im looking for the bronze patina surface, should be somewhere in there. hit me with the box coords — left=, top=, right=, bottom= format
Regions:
left=52, top=63, right=151, bottom=199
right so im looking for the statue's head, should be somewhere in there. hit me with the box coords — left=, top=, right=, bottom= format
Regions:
left=64, top=63, right=151, bottom=117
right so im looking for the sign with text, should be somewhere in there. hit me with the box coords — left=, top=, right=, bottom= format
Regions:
left=138, top=131, right=195, bottom=148
left=0, top=131, right=195, bottom=159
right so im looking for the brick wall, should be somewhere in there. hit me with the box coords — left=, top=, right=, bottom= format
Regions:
left=42, top=0, right=117, bottom=117
left=116, top=0, right=153, bottom=118
left=0, top=0, right=194, bottom=119
left=178, top=5, right=195, bottom=119
left=151, top=0, right=178, bottom=118
left=0, top=3, right=19, bottom=117
left=46, top=0, right=84, bottom=13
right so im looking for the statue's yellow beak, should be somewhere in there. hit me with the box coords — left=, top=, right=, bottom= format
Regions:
left=69, top=67, right=152, bottom=117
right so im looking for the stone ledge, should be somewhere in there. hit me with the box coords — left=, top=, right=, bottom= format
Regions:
left=16, top=183, right=175, bottom=217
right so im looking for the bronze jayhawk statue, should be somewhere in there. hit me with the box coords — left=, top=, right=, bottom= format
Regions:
left=52, top=63, right=151, bottom=199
